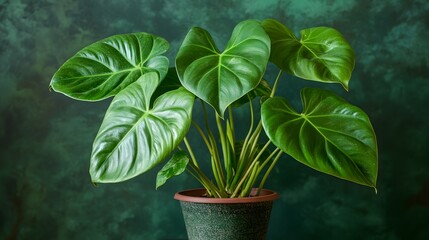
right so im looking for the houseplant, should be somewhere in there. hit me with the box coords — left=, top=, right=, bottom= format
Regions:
left=50, top=18, right=378, bottom=239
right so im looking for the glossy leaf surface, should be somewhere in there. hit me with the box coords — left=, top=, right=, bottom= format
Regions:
left=176, top=20, right=270, bottom=117
left=156, top=151, right=189, bottom=189
left=261, top=88, right=377, bottom=187
left=231, top=79, right=271, bottom=107
left=50, top=33, right=169, bottom=101
left=262, top=19, right=354, bottom=90
left=90, top=73, right=195, bottom=183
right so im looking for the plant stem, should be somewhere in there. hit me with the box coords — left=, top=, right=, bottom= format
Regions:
left=210, top=134, right=226, bottom=189
left=215, top=113, right=230, bottom=183
left=188, top=160, right=225, bottom=198
left=238, top=95, right=255, bottom=162
left=230, top=97, right=255, bottom=190
left=258, top=148, right=280, bottom=171
left=240, top=161, right=260, bottom=197
left=201, top=101, right=226, bottom=191
left=192, top=120, right=213, bottom=157
left=186, top=168, right=214, bottom=196
left=270, top=70, right=283, bottom=98
left=183, top=125, right=226, bottom=197
left=226, top=107, right=236, bottom=187
left=183, top=137, right=199, bottom=168
left=242, top=121, right=263, bottom=171
left=257, top=149, right=283, bottom=195
left=230, top=159, right=259, bottom=198
left=227, top=107, right=235, bottom=141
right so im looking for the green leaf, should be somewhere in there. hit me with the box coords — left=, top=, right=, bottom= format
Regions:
left=90, top=72, right=195, bottom=183
left=262, top=19, right=354, bottom=90
left=261, top=88, right=378, bottom=187
left=176, top=20, right=271, bottom=117
left=152, top=67, right=182, bottom=102
left=156, top=151, right=189, bottom=189
left=231, top=79, right=272, bottom=107
left=50, top=33, right=169, bottom=101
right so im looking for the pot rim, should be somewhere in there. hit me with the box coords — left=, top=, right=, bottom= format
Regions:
left=174, top=188, right=278, bottom=204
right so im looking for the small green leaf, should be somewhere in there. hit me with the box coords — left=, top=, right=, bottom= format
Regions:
left=176, top=20, right=270, bottom=117
left=156, top=151, right=190, bottom=189
left=90, top=72, right=195, bottom=183
left=262, top=19, right=354, bottom=90
left=50, top=33, right=169, bottom=101
left=261, top=88, right=378, bottom=187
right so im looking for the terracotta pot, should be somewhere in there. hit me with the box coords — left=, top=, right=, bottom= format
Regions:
left=174, top=188, right=278, bottom=240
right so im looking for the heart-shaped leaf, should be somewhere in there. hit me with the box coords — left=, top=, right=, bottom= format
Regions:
left=261, top=88, right=378, bottom=187
left=262, top=19, right=354, bottom=90
left=156, top=150, right=189, bottom=189
left=176, top=20, right=270, bottom=117
left=50, top=33, right=169, bottom=101
left=90, top=72, right=195, bottom=183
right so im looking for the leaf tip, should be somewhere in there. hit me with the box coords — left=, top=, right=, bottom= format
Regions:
left=155, top=178, right=165, bottom=190
left=339, top=79, right=349, bottom=91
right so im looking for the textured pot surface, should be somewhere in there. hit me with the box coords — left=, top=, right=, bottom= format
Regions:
left=175, top=189, right=278, bottom=240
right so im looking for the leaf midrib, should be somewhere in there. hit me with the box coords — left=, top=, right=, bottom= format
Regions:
left=299, top=38, right=341, bottom=81
left=59, top=67, right=143, bottom=81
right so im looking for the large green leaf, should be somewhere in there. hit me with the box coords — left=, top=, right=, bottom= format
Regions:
left=50, top=33, right=169, bottom=101
left=90, top=72, right=195, bottom=183
left=262, top=19, right=354, bottom=90
left=176, top=20, right=270, bottom=117
left=156, top=150, right=189, bottom=189
left=261, top=88, right=378, bottom=187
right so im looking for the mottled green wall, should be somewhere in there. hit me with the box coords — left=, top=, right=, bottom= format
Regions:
left=1, top=0, right=428, bottom=239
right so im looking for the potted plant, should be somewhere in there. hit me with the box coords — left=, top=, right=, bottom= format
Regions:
left=50, top=18, right=378, bottom=239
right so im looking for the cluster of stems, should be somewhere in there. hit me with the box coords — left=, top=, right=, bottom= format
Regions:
left=183, top=70, right=284, bottom=198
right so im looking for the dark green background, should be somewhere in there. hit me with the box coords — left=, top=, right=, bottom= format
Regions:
left=1, top=0, right=428, bottom=239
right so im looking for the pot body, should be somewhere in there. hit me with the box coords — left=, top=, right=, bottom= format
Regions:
left=174, top=188, right=278, bottom=240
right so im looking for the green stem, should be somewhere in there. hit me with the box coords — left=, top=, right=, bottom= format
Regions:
left=227, top=107, right=236, bottom=182
left=230, top=140, right=271, bottom=197
left=201, top=101, right=226, bottom=191
left=242, top=122, right=263, bottom=172
left=183, top=137, right=199, bottom=168
left=188, top=160, right=225, bottom=198
left=238, top=95, right=255, bottom=162
left=216, top=113, right=232, bottom=188
left=230, top=159, right=259, bottom=198
left=240, top=161, right=260, bottom=197
left=228, top=107, right=235, bottom=140
left=208, top=132, right=226, bottom=190
left=270, top=70, right=283, bottom=98
left=230, top=97, right=255, bottom=190
left=259, top=148, right=281, bottom=171
left=186, top=168, right=214, bottom=196
left=183, top=128, right=226, bottom=198
left=252, top=140, right=272, bottom=163
left=257, top=150, right=283, bottom=195
left=192, top=121, right=213, bottom=157
left=248, top=122, right=263, bottom=155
